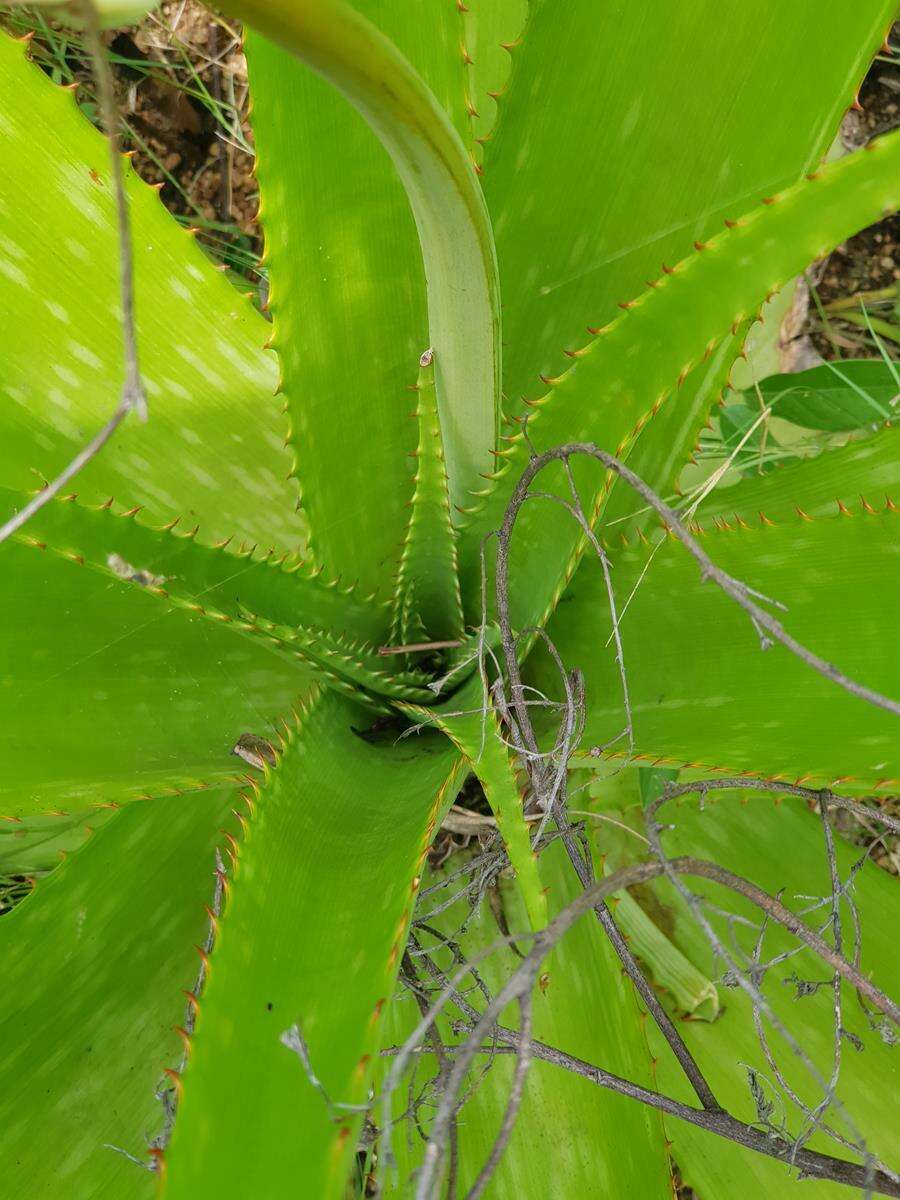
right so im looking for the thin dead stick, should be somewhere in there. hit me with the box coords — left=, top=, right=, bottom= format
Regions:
left=560, top=458, right=634, bottom=754
left=0, top=0, right=146, bottom=549
left=495, top=455, right=721, bottom=1114
left=645, top=788, right=879, bottom=1164
left=462, top=994, right=532, bottom=1200
left=402, top=952, right=460, bottom=1200
left=379, top=640, right=464, bottom=657
left=401, top=1036, right=900, bottom=1198
left=507, top=444, right=900, bottom=716
left=748, top=906, right=867, bottom=1164
left=801, top=796, right=847, bottom=1148
left=409, top=855, right=899, bottom=1200
left=406, top=942, right=897, bottom=1193
left=378, top=929, right=532, bottom=1198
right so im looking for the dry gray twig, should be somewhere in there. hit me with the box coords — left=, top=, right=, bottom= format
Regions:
left=399, top=856, right=899, bottom=1200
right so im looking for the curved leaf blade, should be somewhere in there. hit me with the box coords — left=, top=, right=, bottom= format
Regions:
left=0, top=534, right=311, bottom=818
left=164, top=689, right=464, bottom=1199
left=0, top=485, right=432, bottom=712
left=535, top=500, right=900, bottom=785
left=0, top=789, right=238, bottom=1198
left=484, top=0, right=894, bottom=408
left=242, top=0, right=500, bottom=594
left=391, top=350, right=465, bottom=644
left=699, top=426, right=900, bottom=526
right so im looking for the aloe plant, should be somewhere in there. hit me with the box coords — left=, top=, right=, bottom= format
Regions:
left=1, top=2, right=899, bottom=1197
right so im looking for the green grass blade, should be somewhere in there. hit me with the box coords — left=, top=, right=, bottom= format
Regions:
left=460, top=132, right=900, bottom=637
left=0, top=789, right=239, bottom=1197
left=483, top=1, right=893, bottom=410
left=241, top=0, right=500, bottom=594
left=164, top=689, right=464, bottom=1199
left=391, top=350, right=465, bottom=644
left=535, top=484, right=899, bottom=785
left=12, top=1, right=153, bottom=25
left=0, top=34, right=301, bottom=552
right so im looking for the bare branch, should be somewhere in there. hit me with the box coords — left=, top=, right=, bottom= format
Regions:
left=645, top=785, right=884, bottom=1171
left=402, top=856, right=899, bottom=1199
left=462, top=994, right=532, bottom=1200
left=506, top=443, right=900, bottom=716
left=494, top=440, right=721, bottom=1113
left=379, top=641, right=464, bottom=657
left=402, top=951, right=460, bottom=1200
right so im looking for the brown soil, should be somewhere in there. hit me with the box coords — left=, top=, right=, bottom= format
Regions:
left=2, top=1, right=262, bottom=286
left=121, top=4, right=258, bottom=235
left=804, top=28, right=900, bottom=360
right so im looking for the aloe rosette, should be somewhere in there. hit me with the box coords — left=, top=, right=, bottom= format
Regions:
left=0, top=2, right=898, bottom=1196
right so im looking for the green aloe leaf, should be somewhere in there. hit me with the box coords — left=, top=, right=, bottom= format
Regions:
left=459, top=0, right=528, bottom=161
left=646, top=790, right=900, bottom=1197
left=0, top=788, right=238, bottom=1198
left=0, top=530, right=312, bottom=819
left=535, top=500, right=899, bottom=785
left=408, top=680, right=549, bottom=931
left=460, top=131, right=900, bottom=638
left=483, top=1, right=893, bottom=408
left=164, top=688, right=464, bottom=1199
left=0, top=34, right=302, bottom=552
left=241, top=0, right=499, bottom=594
left=606, top=888, right=720, bottom=1022
left=1, top=484, right=386, bottom=640
left=0, top=807, right=116, bottom=876
left=699, top=426, right=900, bottom=525
left=600, top=328, right=748, bottom=533
left=751, top=359, right=900, bottom=430
left=0, top=485, right=432, bottom=713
